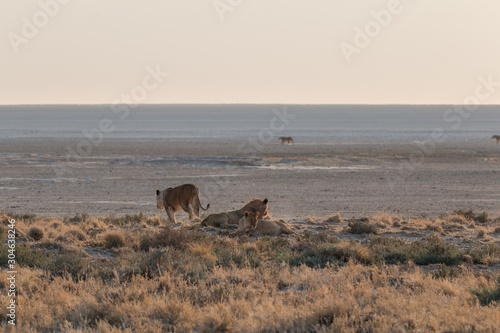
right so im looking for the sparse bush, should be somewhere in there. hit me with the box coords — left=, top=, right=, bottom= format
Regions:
left=65, top=229, right=86, bottom=241
left=102, top=232, right=125, bottom=249
left=290, top=244, right=342, bottom=268
left=477, top=230, right=485, bottom=238
left=139, top=228, right=204, bottom=251
left=213, top=240, right=262, bottom=269
left=453, top=209, right=475, bottom=221
left=46, top=252, right=87, bottom=278
left=27, top=227, right=44, bottom=241
left=433, top=264, right=460, bottom=280
left=442, top=222, right=465, bottom=230
left=146, top=215, right=162, bottom=226
left=188, top=242, right=217, bottom=263
left=14, top=244, right=49, bottom=268
left=0, top=225, right=5, bottom=240
left=324, top=213, right=343, bottom=223
left=426, top=224, right=443, bottom=233
left=474, top=212, right=490, bottom=224
left=467, top=244, right=500, bottom=265
left=347, top=220, right=378, bottom=234
left=452, top=210, right=490, bottom=224
left=471, top=276, right=500, bottom=306
left=289, top=241, right=372, bottom=268
left=104, top=213, right=146, bottom=226
left=6, top=212, right=37, bottom=222
left=493, top=227, right=500, bottom=234
left=446, top=214, right=467, bottom=224
left=370, top=212, right=396, bottom=227
left=413, top=234, right=462, bottom=266
left=65, top=213, right=89, bottom=223
left=55, top=235, right=66, bottom=242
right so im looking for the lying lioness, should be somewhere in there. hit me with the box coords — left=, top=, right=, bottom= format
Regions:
left=238, top=212, right=295, bottom=236
left=156, top=184, right=209, bottom=224
left=252, top=219, right=295, bottom=236
left=201, top=198, right=268, bottom=228
left=236, top=211, right=258, bottom=235
left=493, top=135, right=500, bottom=144
left=278, top=137, right=294, bottom=144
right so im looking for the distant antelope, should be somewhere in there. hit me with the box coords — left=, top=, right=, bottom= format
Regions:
left=278, top=137, right=294, bottom=145
left=493, top=135, right=500, bottom=144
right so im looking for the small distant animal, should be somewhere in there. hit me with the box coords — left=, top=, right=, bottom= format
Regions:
left=492, top=135, right=500, bottom=144
left=278, top=137, right=294, bottom=145
left=201, top=198, right=268, bottom=228
left=156, top=184, right=209, bottom=224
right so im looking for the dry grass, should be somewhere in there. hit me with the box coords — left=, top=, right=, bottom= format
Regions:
left=0, top=210, right=499, bottom=332
left=324, top=213, right=343, bottom=223
left=347, top=220, right=379, bottom=234
left=27, top=227, right=44, bottom=241
left=102, top=232, right=125, bottom=249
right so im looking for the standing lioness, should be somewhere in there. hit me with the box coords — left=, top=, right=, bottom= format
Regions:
left=493, top=135, right=500, bottom=144
left=156, top=184, right=209, bottom=224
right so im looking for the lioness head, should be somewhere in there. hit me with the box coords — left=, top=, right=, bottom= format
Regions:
left=243, top=211, right=258, bottom=229
left=247, top=198, right=268, bottom=219
left=156, top=189, right=164, bottom=210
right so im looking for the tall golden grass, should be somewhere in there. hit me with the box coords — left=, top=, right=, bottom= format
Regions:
left=0, top=211, right=499, bottom=332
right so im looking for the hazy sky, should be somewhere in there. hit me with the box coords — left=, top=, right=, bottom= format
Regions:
left=1, top=0, right=500, bottom=105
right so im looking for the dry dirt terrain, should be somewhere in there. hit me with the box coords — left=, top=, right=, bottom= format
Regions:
left=1, top=140, right=500, bottom=220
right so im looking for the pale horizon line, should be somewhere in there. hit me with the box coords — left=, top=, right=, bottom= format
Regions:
left=1, top=103, right=499, bottom=107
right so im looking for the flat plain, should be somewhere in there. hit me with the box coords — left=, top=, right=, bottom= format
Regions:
left=1, top=139, right=499, bottom=332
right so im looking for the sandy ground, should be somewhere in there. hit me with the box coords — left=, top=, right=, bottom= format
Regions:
left=1, top=139, right=500, bottom=220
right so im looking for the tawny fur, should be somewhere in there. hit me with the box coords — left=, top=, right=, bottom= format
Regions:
left=156, top=184, right=209, bottom=224
left=201, top=198, right=268, bottom=228
left=235, top=211, right=258, bottom=235
left=251, top=219, right=295, bottom=236
left=278, top=137, right=294, bottom=144
left=492, top=135, right=500, bottom=144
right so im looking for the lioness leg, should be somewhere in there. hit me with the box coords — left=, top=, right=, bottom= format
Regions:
left=166, top=206, right=176, bottom=224
left=180, top=202, right=194, bottom=220
left=190, top=198, right=201, bottom=218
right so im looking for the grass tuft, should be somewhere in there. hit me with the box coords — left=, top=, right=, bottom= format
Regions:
left=471, top=276, right=500, bottom=306
left=27, top=227, right=44, bottom=241
left=347, top=220, right=378, bottom=234
left=102, top=231, right=125, bottom=249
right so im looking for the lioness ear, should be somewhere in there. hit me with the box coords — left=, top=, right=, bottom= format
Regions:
left=156, top=190, right=160, bottom=196
left=263, top=198, right=268, bottom=204
left=244, top=211, right=249, bottom=217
